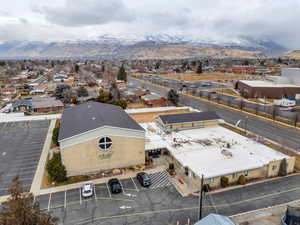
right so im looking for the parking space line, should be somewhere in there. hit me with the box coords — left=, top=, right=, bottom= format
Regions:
left=120, top=180, right=125, bottom=194
left=131, top=177, right=139, bottom=192
left=79, top=188, right=82, bottom=205
left=64, top=190, right=67, bottom=209
left=47, top=193, right=51, bottom=211
left=106, top=182, right=111, bottom=198
left=94, top=185, right=97, bottom=201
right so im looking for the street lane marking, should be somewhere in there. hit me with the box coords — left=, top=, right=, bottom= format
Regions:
left=106, top=182, right=111, bottom=198
left=120, top=180, right=125, bottom=194
left=94, top=185, right=97, bottom=201
left=131, top=177, right=139, bottom=192
left=47, top=193, right=51, bottom=211
left=69, top=185, right=300, bottom=224
left=64, top=190, right=67, bottom=209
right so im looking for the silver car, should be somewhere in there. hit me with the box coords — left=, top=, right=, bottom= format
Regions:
left=81, top=181, right=93, bottom=198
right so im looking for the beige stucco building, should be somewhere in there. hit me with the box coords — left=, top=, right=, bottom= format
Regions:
left=140, top=111, right=295, bottom=191
left=58, top=102, right=146, bottom=177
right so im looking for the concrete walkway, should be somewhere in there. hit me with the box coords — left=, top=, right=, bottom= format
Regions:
left=31, top=119, right=57, bottom=194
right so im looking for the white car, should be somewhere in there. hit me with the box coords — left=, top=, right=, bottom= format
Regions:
left=81, top=181, right=93, bottom=198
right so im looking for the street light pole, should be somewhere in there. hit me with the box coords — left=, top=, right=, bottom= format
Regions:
left=198, top=174, right=204, bottom=221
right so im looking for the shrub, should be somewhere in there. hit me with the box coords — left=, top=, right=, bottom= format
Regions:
left=169, top=163, right=174, bottom=170
left=52, top=126, right=60, bottom=146
left=237, top=175, right=246, bottom=185
left=278, top=158, right=288, bottom=176
left=47, top=153, right=67, bottom=183
left=220, top=176, right=229, bottom=188
left=113, top=99, right=127, bottom=109
left=203, top=184, right=211, bottom=192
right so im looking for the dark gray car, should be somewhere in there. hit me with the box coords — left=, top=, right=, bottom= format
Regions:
left=137, top=172, right=152, bottom=187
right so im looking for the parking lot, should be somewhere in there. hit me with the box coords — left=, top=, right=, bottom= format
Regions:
left=0, top=120, right=50, bottom=196
left=35, top=171, right=172, bottom=211
left=137, top=74, right=229, bottom=91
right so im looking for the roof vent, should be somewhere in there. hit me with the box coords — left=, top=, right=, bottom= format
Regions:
left=221, top=149, right=233, bottom=158
left=87, top=104, right=91, bottom=108
left=92, top=117, right=96, bottom=120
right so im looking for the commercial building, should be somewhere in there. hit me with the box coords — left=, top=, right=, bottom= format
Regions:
left=232, top=66, right=257, bottom=74
left=237, top=68, right=300, bottom=99
left=142, top=111, right=295, bottom=190
left=57, top=104, right=294, bottom=190
left=236, top=80, right=300, bottom=99
left=58, top=102, right=146, bottom=176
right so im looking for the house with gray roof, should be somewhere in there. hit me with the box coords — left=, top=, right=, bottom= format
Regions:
left=58, top=102, right=146, bottom=176
left=157, top=111, right=221, bottom=131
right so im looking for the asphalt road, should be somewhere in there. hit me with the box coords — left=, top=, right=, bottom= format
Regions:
left=39, top=172, right=300, bottom=225
left=129, top=77, right=300, bottom=150
left=0, top=120, right=50, bottom=196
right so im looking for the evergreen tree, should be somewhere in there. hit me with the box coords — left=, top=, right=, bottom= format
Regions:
left=77, top=86, right=89, bottom=97
left=47, top=153, right=67, bottom=183
left=74, top=64, right=80, bottom=73
left=167, top=89, right=179, bottom=105
left=278, top=158, right=288, bottom=176
left=196, top=62, right=203, bottom=74
left=117, top=65, right=127, bottom=82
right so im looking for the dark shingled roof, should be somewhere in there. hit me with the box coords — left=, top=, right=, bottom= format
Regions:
left=58, top=102, right=144, bottom=141
left=158, top=111, right=220, bottom=125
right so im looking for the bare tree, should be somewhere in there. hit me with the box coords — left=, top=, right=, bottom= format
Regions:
left=0, top=176, right=58, bottom=225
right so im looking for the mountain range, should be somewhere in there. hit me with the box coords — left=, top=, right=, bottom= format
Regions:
left=0, top=34, right=290, bottom=59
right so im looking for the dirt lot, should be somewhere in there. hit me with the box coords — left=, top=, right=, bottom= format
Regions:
left=141, top=72, right=261, bottom=81
left=127, top=102, right=150, bottom=109
left=129, top=109, right=191, bottom=123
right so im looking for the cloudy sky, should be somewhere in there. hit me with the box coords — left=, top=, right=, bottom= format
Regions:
left=0, top=0, right=300, bottom=49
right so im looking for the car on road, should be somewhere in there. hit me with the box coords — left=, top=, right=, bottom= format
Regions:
left=137, top=172, right=152, bottom=187
left=81, top=181, right=93, bottom=198
left=108, top=178, right=122, bottom=194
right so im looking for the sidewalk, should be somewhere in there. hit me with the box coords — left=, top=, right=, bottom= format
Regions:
left=30, top=119, right=57, bottom=194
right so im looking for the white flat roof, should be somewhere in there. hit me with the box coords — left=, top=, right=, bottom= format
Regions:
left=142, top=122, right=289, bottom=179
left=240, top=80, right=300, bottom=88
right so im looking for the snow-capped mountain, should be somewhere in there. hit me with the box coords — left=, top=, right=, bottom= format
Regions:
left=0, top=34, right=287, bottom=59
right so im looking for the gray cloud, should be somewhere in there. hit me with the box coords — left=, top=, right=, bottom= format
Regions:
left=41, top=0, right=135, bottom=27
left=1, top=0, right=300, bottom=49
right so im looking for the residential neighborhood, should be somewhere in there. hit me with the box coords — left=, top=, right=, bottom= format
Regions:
left=1, top=1, right=300, bottom=225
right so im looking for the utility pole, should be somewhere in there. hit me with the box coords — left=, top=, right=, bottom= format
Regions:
left=198, top=174, right=204, bottom=220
